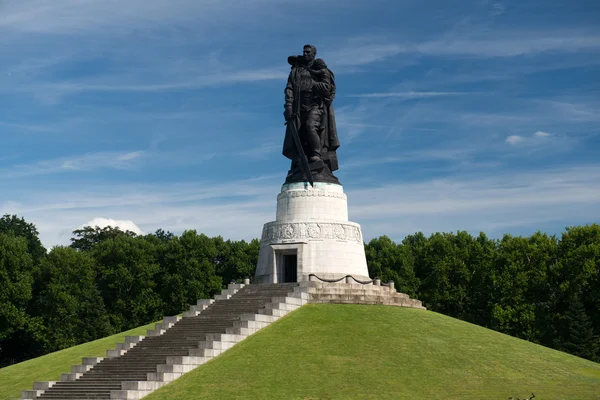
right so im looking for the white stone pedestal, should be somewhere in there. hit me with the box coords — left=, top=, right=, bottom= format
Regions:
left=254, top=182, right=370, bottom=283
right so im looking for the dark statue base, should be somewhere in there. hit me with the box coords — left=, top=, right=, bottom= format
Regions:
left=285, top=159, right=341, bottom=185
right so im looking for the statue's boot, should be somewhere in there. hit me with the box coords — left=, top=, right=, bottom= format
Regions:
left=308, top=155, right=324, bottom=170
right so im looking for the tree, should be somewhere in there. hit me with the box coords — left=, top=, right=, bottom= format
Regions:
left=464, top=232, right=496, bottom=327
left=365, top=236, right=419, bottom=297
left=158, top=231, right=223, bottom=316
left=70, top=225, right=137, bottom=251
left=0, top=233, right=41, bottom=366
left=0, top=214, right=46, bottom=264
left=486, top=234, right=547, bottom=341
left=410, top=232, right=472, bottom=319
left=213, top=237, right=259, bottom=285
left=30, top=247, right=111, bottom=352
left=551, top=224, right=600, bottom=360
left=557, top=296, right=599, bottom=362
left=91, top=234, right=163, bottom=332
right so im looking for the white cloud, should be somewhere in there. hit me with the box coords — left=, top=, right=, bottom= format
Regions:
left=81, top=217, right=144, bottom=235
left=506, top=131, right=554, bottom=146
left=2, top=166, right=599, bottom=248
left=505, top=135, right=524, bottom=145
left=117, top=151, right=144, bottom=161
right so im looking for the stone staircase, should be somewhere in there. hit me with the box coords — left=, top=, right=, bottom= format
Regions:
left=22, top=282, right=302, bottom=400
left=301, top=280, right=425, bottom=309
left=20, top=280, right=424, bottom=400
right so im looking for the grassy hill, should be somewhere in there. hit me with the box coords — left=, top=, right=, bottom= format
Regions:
left=2, top=305, right=600, bottom=399
left=146, top=304, right=600, bottom=400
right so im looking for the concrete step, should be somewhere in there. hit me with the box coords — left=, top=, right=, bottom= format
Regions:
left=35, top=283, right=302, bottom=399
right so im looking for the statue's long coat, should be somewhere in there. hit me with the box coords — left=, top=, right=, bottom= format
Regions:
left=282, top=61, right=340, bottom=171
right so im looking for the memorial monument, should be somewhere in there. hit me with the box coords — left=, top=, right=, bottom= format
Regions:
left=254, top=44, right=371, bottom=283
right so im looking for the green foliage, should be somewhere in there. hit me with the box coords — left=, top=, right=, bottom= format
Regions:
left=0, top=215, right=46, bottom=264
left=0, top=233, right=38, bottom=366
left=0, top=234, right=33, bottom=339
left=559, top=297, right=600, bottom=360
left=552, top=224, right=600, bottom=360
left=2, top=213, right=599, bottom=368
left=31, top=247, right=112, bottom=352
left=213, top=237, right=260, bottom=286
left=365, top=225, right=600, bottom=362
left=0, top=218, right=262, bottom=368
left=70, top=225, right=137, bottom=251
left=365, top=235, right=419, bottom=296
left=158, top=231, right=222, bottom=316
left=91, top=234, right=164, bottom=332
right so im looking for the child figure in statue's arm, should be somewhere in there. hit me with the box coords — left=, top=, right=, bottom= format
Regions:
left=287, top=55, right=333, bottom=100
left=287, top=55, right=327, bottom=77
left=310, top=59, right=333, bottom=100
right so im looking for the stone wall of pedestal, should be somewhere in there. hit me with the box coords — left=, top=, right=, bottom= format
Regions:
left=255, top=182, right=370, bottom=283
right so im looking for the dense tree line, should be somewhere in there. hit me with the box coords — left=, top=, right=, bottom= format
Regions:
left=0, top=215, right=258, bottom=367
left=366, top=227, right=600, bottom=362
left=0, top=213, right=598, bottom=367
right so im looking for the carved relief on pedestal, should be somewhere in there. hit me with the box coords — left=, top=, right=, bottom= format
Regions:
left=261, top=221, right=363, bottom=243
left=307, top=224, right=321, bottom=238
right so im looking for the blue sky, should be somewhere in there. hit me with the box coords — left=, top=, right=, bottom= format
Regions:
left=1, top=0, right=599, bottom=248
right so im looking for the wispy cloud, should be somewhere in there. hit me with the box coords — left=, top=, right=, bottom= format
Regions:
left=3, top=165, right=599, bottom=248
left=505, top=131, right=553, bottom=146
left=334, top=104, right=386, bottom=141
left=324, top=32, right=600, bottom=68
left=0, top=0, right=302, bottom=35
left=415, top=35, right=600, bottom=58
left=348, top=165, right=600, bottom=239
left=236, top=142, right=281, bottom=159
left=506, top=135, right=525, bottom=145
left=1, top=0, right=598, bottom=250
left=0, top=150, right=146, bottom=178
left=348, top=91, right=480, bottom=99
left=22, top=68, right=287, bottom=97
left=344, top=147, right=475, bottom=169
left=0, top=121, right=61, bottom=132
left=0, top=175, right=281, bottom=247
left=541, top=100, right=600, bottom=122
left=324, top=41, right=408, bottom=67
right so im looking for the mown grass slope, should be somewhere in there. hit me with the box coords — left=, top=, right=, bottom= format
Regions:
left=3, top=305, right=599, bottom=400
left=146, top=304, right=600, bottom=400
left=0, top=321, right=156, bottom=400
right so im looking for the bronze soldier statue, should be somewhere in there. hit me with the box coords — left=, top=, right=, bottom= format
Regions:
left=282, top=44, right=340, bottom=185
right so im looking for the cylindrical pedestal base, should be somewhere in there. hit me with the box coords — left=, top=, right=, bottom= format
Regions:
left=255, top=183, right=370, bottom=283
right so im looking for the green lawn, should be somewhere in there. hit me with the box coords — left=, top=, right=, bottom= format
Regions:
left=0, top=321, right=156, bottom=400
left=145, top=304, right=600, bottom=400
left=2, top=305, right=599, bottom=400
